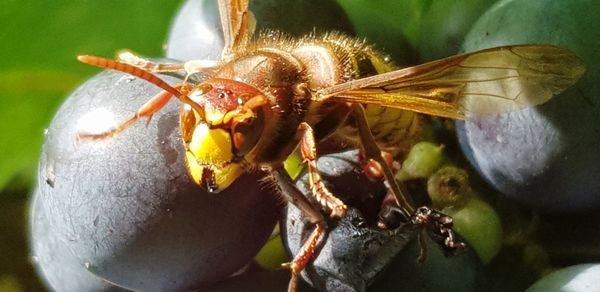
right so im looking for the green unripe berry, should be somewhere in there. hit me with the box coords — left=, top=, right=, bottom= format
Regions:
left=427, top=166, right=471, bottom=209
left=254, top=235, right=289, bottom=270
left=443, top=198, right=503, bottom=264
left=396, top=141, right=444, bottom=180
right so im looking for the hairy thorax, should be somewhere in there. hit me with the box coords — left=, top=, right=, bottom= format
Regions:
left=212, top=32, right=421, bottom=166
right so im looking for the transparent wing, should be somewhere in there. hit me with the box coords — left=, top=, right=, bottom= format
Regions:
left=218, top=0, right=256, bottom=59
left=317, top=45, right=585, bottom=119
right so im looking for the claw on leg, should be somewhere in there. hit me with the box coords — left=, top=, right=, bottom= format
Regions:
left=411, top=206, right=467, bottom=255
left=281, top=222, right=325, bottom=292
left=271, top=168, right=328, bottom=292
left=298, top=122, right=348, bottom=218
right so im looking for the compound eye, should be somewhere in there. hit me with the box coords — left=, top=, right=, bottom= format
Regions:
left=179, top=106, right=198, bottom=144
left=231, top=110, right=264, bottom=157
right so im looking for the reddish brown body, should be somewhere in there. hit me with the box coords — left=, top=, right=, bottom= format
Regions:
left=186, top=33, right=418, bottom=173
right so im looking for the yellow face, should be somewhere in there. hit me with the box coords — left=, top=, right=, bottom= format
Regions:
left=179, top=78, right=267, bottom=193
left=184, top=122, right=244, bottom=193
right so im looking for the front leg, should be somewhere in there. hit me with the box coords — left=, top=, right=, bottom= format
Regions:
left=298, top=122, right=348, bottom=219
left=76, top=84, right=183, bottom=141
left=271, top=167, right=326, bottom=292
left=271, top=123, right=349, bottom=292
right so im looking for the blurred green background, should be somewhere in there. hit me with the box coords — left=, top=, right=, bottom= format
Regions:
left=0, top=1, right=183, bottom=290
